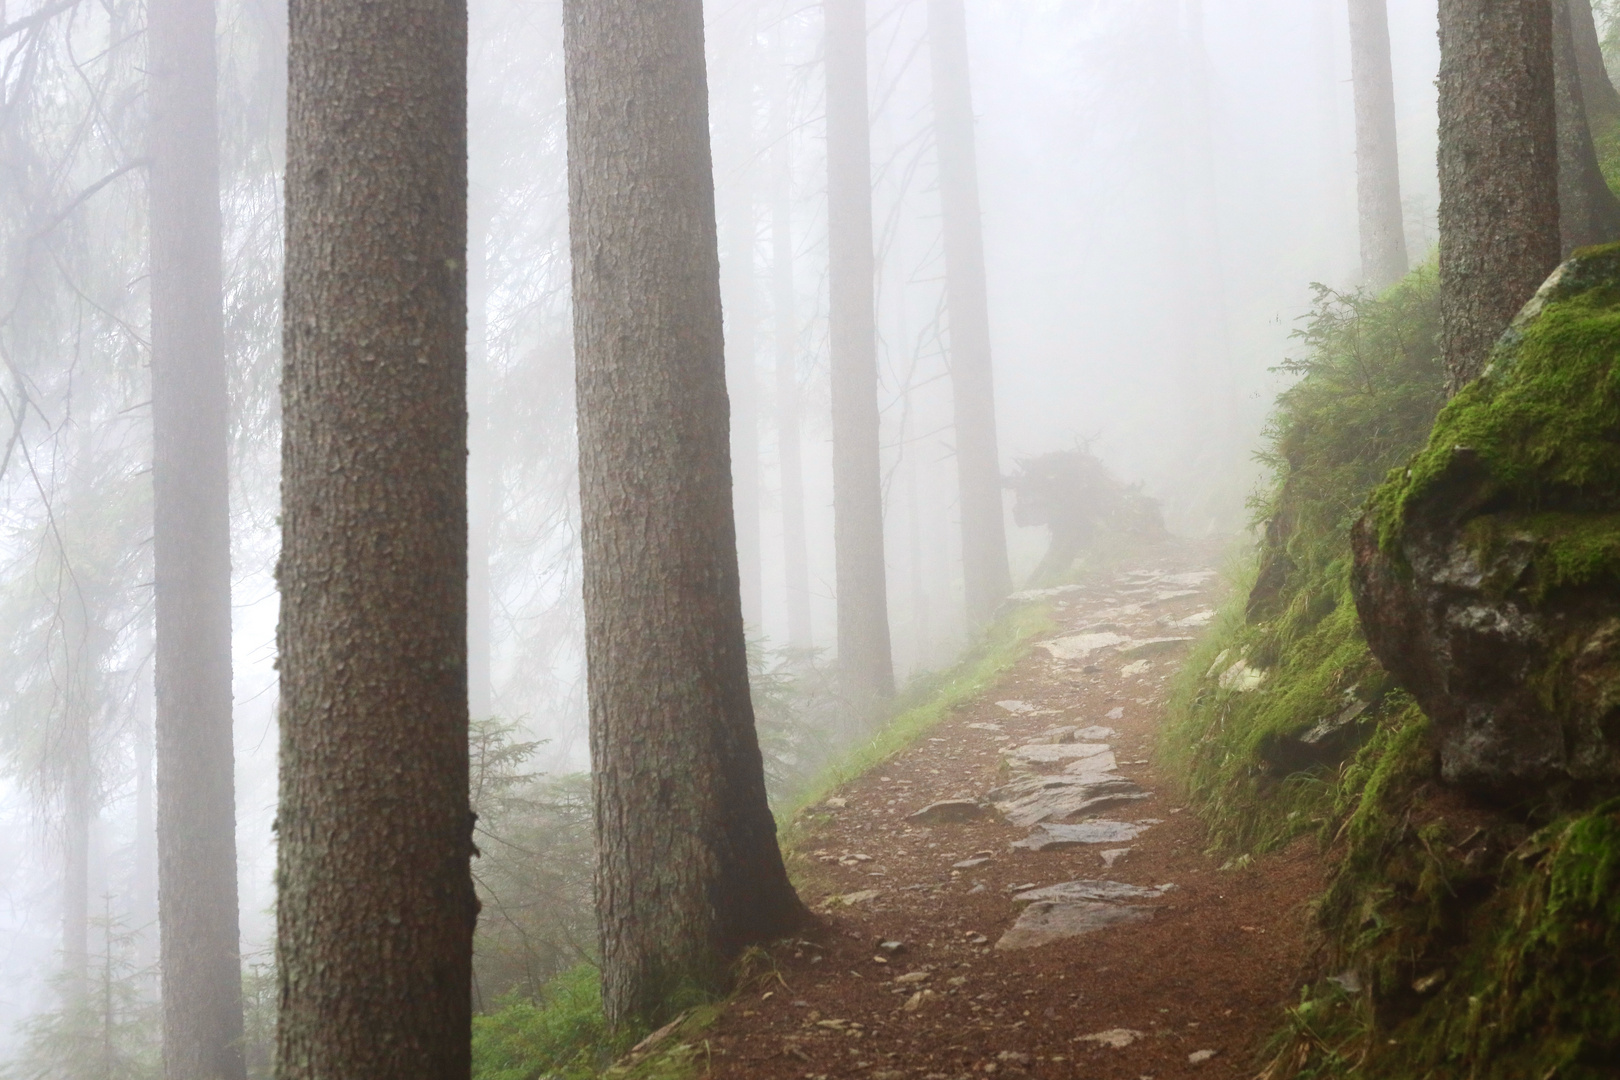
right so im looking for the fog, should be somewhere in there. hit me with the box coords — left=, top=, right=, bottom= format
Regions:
left=0, top=0, right=1447, bottom=1063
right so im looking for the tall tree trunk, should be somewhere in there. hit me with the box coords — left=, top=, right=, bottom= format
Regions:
left=825, top=0, right=894, bottom=701
left=277, top=0, right=475, bottom=1073
left=1347, top=0, right=1410, bottom=288
left=468, top=191, right=494, bottom=723
left=147, top=0, right=247, bottom=1075
left=1570, top=0, right=1620, bottom=125
left=1437, top=0, right=1561, bottom=391
left=564, top=0, right=808, bottom=1030
left=1555, top=0, right=1620, bottom=252
left=926, top=0, right=1011, bottom=627
left=771, top=133, right=813, bottom=652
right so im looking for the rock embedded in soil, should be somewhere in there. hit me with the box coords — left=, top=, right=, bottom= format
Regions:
left=1039, top=631, right=1128, bottom=661
left=1352, top=246, right=1620, bottom=796
left=1011, top=879, right=1167, bottom=903
left=991, top=775, right=1149, bottom=827
left=1077, top=1028, right=1146, bottom=1048
left=1099, top=847, right=1132, bottom=867
left=1003, top=741, right=1112, bottom=766
left=1010, top=819, right=1155, bottom=850
left=995, top=899, right=1154, bottom=948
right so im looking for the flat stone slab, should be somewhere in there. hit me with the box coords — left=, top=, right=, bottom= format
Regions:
left=995, top=699, right=1036, bottom=714
left=992, top=776, right=1149, bottom=827
left=1003, top=741, right=1112, bottom=766
left=995, top=900, right=1154, bottom=949
left=1012, top=879, right=1166, bottom=903
left=1063, top=751, right=1119, bottom=774
left=1011, top=820, right=1156, bottom=850
left=1075, top=725, right=1117, bottom=740
left=908, top=799, right=996, bottom=825
left=1039, top=632, right=1128, bottom=661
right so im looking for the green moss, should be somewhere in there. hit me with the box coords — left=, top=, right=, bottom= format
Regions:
left=1459, top=510, right=1620, bottom=601
left=1162, top=266, right=1445, bottom=855
left=1368, top=244, right=1620, bottom=564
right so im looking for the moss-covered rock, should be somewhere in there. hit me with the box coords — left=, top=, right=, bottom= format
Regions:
left=1353, top=244, right=1620, bottom=800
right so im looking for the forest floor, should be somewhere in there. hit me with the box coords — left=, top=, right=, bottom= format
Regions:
left=684, top=541, right=1322, bottom=1080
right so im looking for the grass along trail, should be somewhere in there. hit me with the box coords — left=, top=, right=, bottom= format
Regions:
left=677, top=543, right=1322, bottom=1080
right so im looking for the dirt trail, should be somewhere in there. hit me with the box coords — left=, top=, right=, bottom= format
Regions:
left=701, top=542, right=1322, bottom=1080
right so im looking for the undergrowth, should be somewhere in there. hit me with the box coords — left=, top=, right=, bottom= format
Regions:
left=1168, top=242, right=1620, bottom=1077
left=1161, top=264, right=1444, bottom=855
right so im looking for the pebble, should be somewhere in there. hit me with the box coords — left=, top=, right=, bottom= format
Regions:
left=1189, top=1049, right=1218, bottom=1064
left=1076, top=1028, right=1144, bottom=1048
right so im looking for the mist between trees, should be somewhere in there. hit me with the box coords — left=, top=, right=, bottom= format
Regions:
left=0, top=0, right=1538, bottom=1073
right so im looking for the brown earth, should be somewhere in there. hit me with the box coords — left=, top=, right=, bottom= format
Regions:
left=701, top=543, right=1324, bottom=1080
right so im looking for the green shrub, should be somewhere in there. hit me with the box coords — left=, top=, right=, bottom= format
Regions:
left=472, top=965, right=623, bottom=1080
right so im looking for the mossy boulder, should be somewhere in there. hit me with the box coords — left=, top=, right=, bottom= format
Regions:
left=1353, top=243, right=1620, bottom=800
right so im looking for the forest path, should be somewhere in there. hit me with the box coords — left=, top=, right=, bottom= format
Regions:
left=696, top=542, right=1321, bottom=1080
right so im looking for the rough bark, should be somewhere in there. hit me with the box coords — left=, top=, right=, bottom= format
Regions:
left=147, top=0, right=247, bottom=1075
left=926, top=0, right=1011, bottom=625
left=1437, top=0, right=1561, bottom=391
left=563, top=0, right=809, bottom=1030
left=1347, top=0, right=1410, bottom=288
left=1555, top=0, right=1620, bottom=253
left=1570, top=0, right=1620, bottom=125
left=276, top=0, right=475, bottom=1074
left=771, top=133, right=813, bottom=651
left=826, top=0, right=894, bottom=701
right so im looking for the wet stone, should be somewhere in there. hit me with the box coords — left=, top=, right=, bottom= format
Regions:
left=1011, top=879, right=1166, bottom=903
left=992, top=775, right=1149, bottom=827
left=1003, top=741, right=1112, bottom=766
left=1077, top=1028, right=1145, bottom=1048
left=1011, top=819, right=1155, bottom=850
left=997, top=900, right=1154, bottom=948
left=1039, top=631, right=1128, bottom=661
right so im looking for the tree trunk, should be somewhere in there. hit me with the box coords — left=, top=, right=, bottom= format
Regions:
left=1555, top=0, right=1620, bottom=253
left=926, top=0, right=1011, bottom=627
left=564, top=0, right=809, bottom=1030
left=825, top=0, right=894, bottom=702
left=771, top=132, right=813, bottom=652
left=1437, top=0, right=1561, bottom=391
left=1347, top=0, right=1410, bottom=288
left=277, top=0, right=475, bottom=1073
left=1570, top=0, right=1620, bottom=125
left=147, top=0, right=248, bottom=1075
